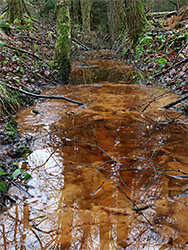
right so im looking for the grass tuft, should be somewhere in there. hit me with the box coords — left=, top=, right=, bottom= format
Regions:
left=0, top=82, right=20, bottom=116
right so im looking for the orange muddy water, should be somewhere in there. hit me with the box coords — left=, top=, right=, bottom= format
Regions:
left=0, top=50, right=188, bottom=250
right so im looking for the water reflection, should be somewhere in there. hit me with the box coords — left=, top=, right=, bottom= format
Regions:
left=0, top=52, right=188, bottom=249
left=69, top=50, right=135, bottom=85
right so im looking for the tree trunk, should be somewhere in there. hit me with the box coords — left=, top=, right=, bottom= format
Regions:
left=36, top=0, right=42, bottom=16
left=80, top=0, right=92, bottom=31
left=107, top=0, right=125, bottom=42
left=53, top=0, right=71, bottom=82
left=8, top=0, right=24, bottom=24
left=124, top=0, right=149, bottom=44
left=71, top=0, right=81, bottom=23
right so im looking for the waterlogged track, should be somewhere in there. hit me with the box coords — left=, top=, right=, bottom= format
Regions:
left=0, top=51, right=188, bottom=249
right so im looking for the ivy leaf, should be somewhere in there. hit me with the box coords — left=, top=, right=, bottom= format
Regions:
left=12, top=162, right=19, bottom=167
left=11, top=169, right=24, bottom=179
left=0, top=170, right=7, bottom=176
left=24, top=172, right=32, bottom=182
left=0, top=182, right=7, bottom=193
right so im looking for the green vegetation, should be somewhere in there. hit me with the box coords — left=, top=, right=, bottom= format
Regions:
left=0, top=83, right=20, bottom=117
left=0, top=166, right=31, bottom=193
left=3, top=121, right=18, bottom=141
left=8, top=0, right=24, bottom=24
left=0, top=21, right=11, bottom=35
left=52, top=0, right=71, bottom=82
left=42, top=0, right=55, bottom=17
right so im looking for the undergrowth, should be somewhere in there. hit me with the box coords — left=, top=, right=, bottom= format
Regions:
left=0, top=82, right=20, bottom=117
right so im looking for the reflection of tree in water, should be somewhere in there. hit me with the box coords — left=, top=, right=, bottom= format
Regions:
left=1, top=128, right=187, bottom=249
left=1, top=85, right=188, bottom=249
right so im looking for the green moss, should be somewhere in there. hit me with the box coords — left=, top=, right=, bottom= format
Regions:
left=52, top=0, right=71, bottom=82
left=125, top=0, right=150, bottom=44
left=80, top=0, right=92, bottom=31
left=8, top=0, right=24, bottom=24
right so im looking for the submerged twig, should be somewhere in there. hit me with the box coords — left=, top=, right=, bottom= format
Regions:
left=132, top=205, right=153, bottom=213
left=128, top=90, right=170, bottom=112
left=11, top=180, right=34, bottom=198
left=91, top=173, right=112, bottom=195
left=118, top=172, right=142, bottom=202
left=114, top=177, right=153, bottom=226
left=161, top=93, right=188, bottom=109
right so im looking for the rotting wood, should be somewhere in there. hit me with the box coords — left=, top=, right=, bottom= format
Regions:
left=2, top=82, right=87, bottom=106
left=146, top=11, right=177, bottom=19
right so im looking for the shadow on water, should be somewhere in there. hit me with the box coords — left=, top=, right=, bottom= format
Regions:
left=0, top=50, right=188, bottom=249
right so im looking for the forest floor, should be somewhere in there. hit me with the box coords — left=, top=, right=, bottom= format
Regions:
left=0, top=7, right=187, bottom=208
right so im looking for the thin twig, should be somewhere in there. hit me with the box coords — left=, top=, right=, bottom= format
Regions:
left=141, top=91, right=171, bottom=113
left=114, top=177, right=153, bottom=226
left=91, top=173, right=112, bottom=196
left=173, top=41, right=188, bottom=64
left=61, top=137, right=118, bottom=163
left=153, top=57, right=188, bottom=78
left=118, top=172, right=142, bottom=202
left=128, top=90, right=171, bottom=111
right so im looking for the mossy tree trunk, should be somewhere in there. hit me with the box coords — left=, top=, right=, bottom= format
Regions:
left=80, top=0, right=92, bottom=31
left=124, top=0, right=149, bottom=44
left=107, top=0, right=125, bottom=42
left=53, top=0, right=71, bottom=82
left=71, top=0, right=81, bottom=23
left=8, top=0, right=24, bottom=24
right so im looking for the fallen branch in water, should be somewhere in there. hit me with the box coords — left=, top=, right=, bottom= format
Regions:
left=128, top=90, right=170, bottom=112
left=2, top=82, right=87, bottom=106
left=161, top=93, right=188, bottom=109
